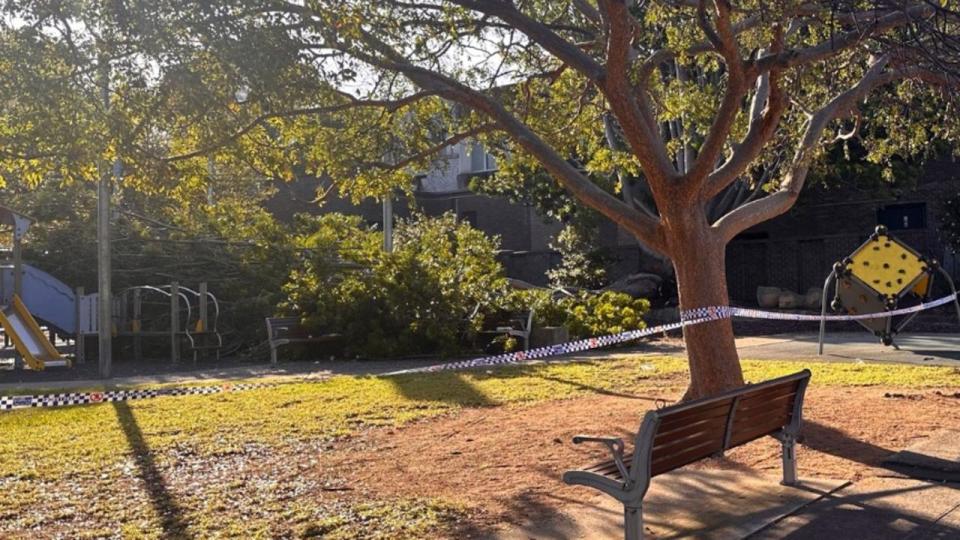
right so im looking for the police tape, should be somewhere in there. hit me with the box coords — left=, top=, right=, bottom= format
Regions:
left=3, top=292, right=957, bottom=411
left=0, top=382, right=277, bottom=411
left=386, top=292, right=960, bottom=375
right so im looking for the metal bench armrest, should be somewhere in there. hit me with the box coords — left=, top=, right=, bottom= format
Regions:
left=573, top=435, right=629, bottom=481
left=562, top=470, right=631, bottom=501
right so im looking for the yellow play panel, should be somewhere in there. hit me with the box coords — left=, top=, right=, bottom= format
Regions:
left=845, top=233, right=926, bottom=300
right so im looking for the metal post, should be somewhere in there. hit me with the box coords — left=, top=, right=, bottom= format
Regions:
left=11, top=230, right=23, bottom=370
left=199, top=282, right=208, bottom=333
left=206, top=156, right=216, bottom=205
left=382, top=197, right=393, bottom=252
left=170, top=282, right=179, bottom=364
left=96, top=55, right=114, bottom=379
left=12, top=232, right=22, bottom=297
left=818, top=273, right=835, bottom=355
left=132, top=288, right=142, bottom=362
left=75, top=287, right=84, bottom=365
left=781, top=436, right=798, bottom=486
left=624, top=505, right=643, bottom=540
left=936, top=266, right=960, bottom=326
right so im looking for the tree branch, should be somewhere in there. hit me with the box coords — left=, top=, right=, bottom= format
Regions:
left=351, top=29, right=668, bottom=254
left=597, top=0, right=678, bottom=187
left=446, top=0, right=606, bottom=82
left=364, top=123, right=496, bottom=171
left=756, top=4, right=936, bottom=72
left=713, top=56, right=900, bottom=241
left=161, top=92, right=436, bottom=162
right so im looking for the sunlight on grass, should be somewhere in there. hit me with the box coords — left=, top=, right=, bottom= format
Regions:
left=0, top=354, right=957, bottom=537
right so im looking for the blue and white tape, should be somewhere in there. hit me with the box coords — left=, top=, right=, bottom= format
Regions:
left=2, top=292, right=956, bottom=411
left=0, top=382, right=275, bottom=411
left=388, top=292, right=959, bottom=375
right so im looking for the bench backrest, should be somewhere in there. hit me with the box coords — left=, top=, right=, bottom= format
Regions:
left=636, top=370, right=810, bottom=478
left=265, top=317, right=313, bottom=340
left=481, top=309, right=534, bottom=332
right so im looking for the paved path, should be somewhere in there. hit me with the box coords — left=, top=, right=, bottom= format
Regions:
left=488, top=470, right=847, bottom=539
left=735, top=332, right=960, bottom=367
left=3, top=330, right=959, bottom=393
left=0, top=358, right=444, bottom=393
left=752, top=477, right=960, bottom=539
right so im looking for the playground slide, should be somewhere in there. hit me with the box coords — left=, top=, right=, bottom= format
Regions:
left=0, top=294, right=66, bottom=370
left=1, top=263, right=79, bottom=334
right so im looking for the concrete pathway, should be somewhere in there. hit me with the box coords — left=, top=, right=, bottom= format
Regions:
left=735, top=332, right=960, bottom=367
left=2, top=330, right=958, bottom=393
left=487, top=470, right=847, bottom=539
left=751, top=477, right=960, bottom=539
left=0, top=358, right=444, bottom=393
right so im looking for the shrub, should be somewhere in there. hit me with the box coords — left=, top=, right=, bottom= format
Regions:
left=280, top=212, right=508, bottom=358
left=506, top=288, right=650, bottom=339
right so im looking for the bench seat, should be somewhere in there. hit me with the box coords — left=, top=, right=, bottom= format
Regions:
left=265, top=317, right=340, bottom=364
left=563, top=370, right=811, bottom=540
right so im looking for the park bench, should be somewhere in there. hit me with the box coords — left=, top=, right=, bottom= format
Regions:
left=476, top=308, right=535, bottom=351
left=563, top=369, right=811, bottom=540
left=265, top=317, right=340, bottom=364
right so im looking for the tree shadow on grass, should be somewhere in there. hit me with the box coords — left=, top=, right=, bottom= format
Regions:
left=386, top=372, right=495, bottom=406
left=113, top=401, right=190, bottom=538
left=531, top=373, right=671, bottom=402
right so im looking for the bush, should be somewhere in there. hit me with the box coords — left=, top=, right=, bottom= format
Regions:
left=506, top=289, right=650, bottom=339
left=280, top=212, right=508, bottom=358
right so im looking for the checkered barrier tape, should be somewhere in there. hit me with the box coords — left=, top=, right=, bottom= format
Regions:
left=386, top=314, right=717, bottom=376
left=726, top=292, right=958, bottom=322
left=4, top=292, right=956, bottom=411
left=0, top=382, right=276, bottom=411
left=388, top=292, right=959, bottom=376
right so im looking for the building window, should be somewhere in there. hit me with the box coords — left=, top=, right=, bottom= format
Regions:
left=877, top=203, right=926, bottom=230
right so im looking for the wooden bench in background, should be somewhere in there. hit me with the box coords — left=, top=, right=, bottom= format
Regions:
left=476, top=309, right=535, bottom=351
left=265, top=317, right=340, bottom=365
left=563, top=370, right=811, bottom=540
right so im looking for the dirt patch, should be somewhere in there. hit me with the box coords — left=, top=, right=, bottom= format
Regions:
left=323, top=385, right=960, bottom=535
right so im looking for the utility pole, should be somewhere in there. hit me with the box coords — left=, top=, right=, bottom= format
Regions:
left=97, top=56, right=113, bottom=379
left=382, top=196, right=394, bottom=252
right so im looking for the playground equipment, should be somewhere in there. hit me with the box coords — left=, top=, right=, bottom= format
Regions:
left=818, top=225, right=960, bottom=352
left=0, top=295, right=67, bottom=369
left=110, top=284, right=223, bottom=363
left=0, top=204, right=223, bottom=370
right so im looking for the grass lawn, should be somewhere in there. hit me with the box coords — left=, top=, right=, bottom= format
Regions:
left=1, top=356, right=957, bottom=538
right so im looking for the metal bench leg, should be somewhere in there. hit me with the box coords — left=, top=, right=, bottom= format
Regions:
left=270, top=344, right=278, bottom=365
left=780, top=435, right=798, bottom=486
left=624, top=504, right=643, bottom=540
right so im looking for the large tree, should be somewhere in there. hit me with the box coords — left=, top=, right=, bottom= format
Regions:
left=3, top=1, right=960, bottom=397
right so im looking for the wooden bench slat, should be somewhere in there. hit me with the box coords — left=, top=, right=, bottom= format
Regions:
left=734, top=398, right=793, bottom=421
left=652, top=423, right=727, bottom=453
left=654, top=416, right=729, bottom=444
left=736, top=380, right=802, bottom=403
left=657, top=399, right=735, bottom=430
left=737, top=391, right=797, bottom=414
left=651, top=439, right=726, bottom=476
left=731, top=414, right=792, bottom=437
left=729, top=418, right=791, bottom=447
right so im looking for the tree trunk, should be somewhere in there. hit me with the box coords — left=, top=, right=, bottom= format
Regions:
left=662, top=211, right=745, bottom=400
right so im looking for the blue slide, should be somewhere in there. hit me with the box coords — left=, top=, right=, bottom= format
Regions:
left=1, top=264, right=77, bottom=334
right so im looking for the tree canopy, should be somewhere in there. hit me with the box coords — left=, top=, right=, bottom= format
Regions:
left=2, top=0, right=959, bottom=396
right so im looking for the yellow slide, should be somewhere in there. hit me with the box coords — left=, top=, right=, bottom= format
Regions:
left=0, top=294, right=67, bottom=370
